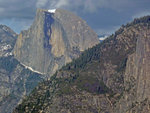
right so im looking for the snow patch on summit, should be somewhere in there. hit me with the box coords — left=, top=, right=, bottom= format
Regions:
left=48, top=9, right=56, bottom=13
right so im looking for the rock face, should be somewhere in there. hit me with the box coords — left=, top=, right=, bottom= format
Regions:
left=115, top=24, right=150, bottom=113
left=0, top=25, right=43, bottom=113
left=124, top=28, right=150, bottom=102
left=0, top=25, right=17, bottom=45
left=13, top=9, right=99, bottom=76
left=0, top=25, right=17, bottom=57
left=135, top=30, right=150, bottom=101
left=0, top=9, right=99, bottom=113
left=14, top=16, right=150, bottom=113
left=0, top=57, right=43, bottom=113
left=117, top=25, right=150, bottom=113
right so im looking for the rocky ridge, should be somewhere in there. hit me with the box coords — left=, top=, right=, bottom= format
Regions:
left=0, top=25, right=17, bottom=57
left=14, top=16, right=150, bottom=113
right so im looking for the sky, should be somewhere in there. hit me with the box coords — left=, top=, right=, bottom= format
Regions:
left=0, top=0, right=150, bottom=35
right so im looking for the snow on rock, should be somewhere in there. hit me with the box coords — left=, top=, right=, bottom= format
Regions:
left=20, top=63, right=45, bottom=75
left=0, top=44, right=12, bottom=51
left=99, top=35, right=108, bottom=41
left=4, top=52, right=13, bottom=57
left=48, top=9, right=56, bottom=13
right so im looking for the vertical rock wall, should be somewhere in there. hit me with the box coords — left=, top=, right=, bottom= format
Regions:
left=13, top=9, right=99, bottom=76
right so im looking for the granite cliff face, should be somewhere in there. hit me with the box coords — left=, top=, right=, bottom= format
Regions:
left=136, top=30, right=150, bottom=101
left=0, top=9, right=99, bottom=113
left=116, top=25, right=150, bottom=113
left=14, top=16, right=150, bottom=113
left=13, top=9, right=99, bottom=76
left=126, top=27, right=150, bottom=102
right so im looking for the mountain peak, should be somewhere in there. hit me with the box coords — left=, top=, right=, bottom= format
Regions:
left=13, top=9, right=99, bottom=76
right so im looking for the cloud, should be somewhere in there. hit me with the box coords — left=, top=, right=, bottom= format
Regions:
left=55, top=0, right=69, bottom=8
left=0, top=0, right=37, bottom=19
left=0, top=0, right=149, bottom=20
left=0, top=7, right=4, bottom=13
left=132, top=11, right=150, bottom=19
left=0, top=18, right=33, bottom=33
left=33, top=0, right=134, bottom=13
left=95, top=26, right=120, bottom=35
left=43, top=0, right=134, bottom=13
left=0, top=0, right=149, bottom=33
left=36, top=0, right=48, bottom=8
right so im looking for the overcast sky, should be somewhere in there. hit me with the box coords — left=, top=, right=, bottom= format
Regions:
left=0, top=0, right=150, bottom=35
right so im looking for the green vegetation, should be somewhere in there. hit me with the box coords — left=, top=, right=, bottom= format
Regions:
left=115, top=15, right=150, bottom=37
left=75, top=74, right=110, bottom=94
left=25, top=73, right=43, bottom=94
left=129, top=16, right=150, bottom=26
left=61, top=43, right=101, bottom=70
left=61, top=14, right=148, bottom=72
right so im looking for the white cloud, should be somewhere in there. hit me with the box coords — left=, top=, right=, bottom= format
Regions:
left=95, top=26, right=120, bottom=35
left=0, top=18, right=33, bottom=33
left=44, top=0, right=132, bottom=13
left=0, top=0, right=149, bottom=33
left=55, top=0, right=69, bottom=8
left=132, top=11, right=150, bottom=19
left=36, top=0, right=48, bottom=7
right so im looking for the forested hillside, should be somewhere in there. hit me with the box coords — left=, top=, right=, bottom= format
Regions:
left=14, top=16, right=150, bottom=113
